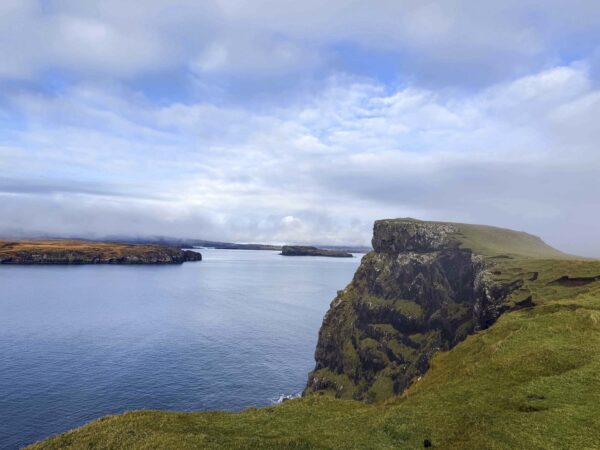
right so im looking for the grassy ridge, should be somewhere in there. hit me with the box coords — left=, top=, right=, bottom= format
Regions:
left=28, top=224, right=600, bottom=449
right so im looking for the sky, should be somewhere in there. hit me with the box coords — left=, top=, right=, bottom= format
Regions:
left=1, top=1, right=600, bottom=256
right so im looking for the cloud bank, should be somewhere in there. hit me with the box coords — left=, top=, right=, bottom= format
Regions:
left=1, top=1, right=599, bottom=255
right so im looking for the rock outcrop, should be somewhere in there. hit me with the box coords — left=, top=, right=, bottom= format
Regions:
left=305, top=219, right=519, bottom=401
left=0, top=240, right=202, bottom=264
left=281, top=245, right=353, bottom=258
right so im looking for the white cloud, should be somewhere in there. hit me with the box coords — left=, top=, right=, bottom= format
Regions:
left=2, top=60, right=600, bottom=254
left=48, top=15, right=169, bottom=77
left=193, top=43, right=230, bottom=72
left=191, top=37, right=320, bottom=75
left=1, top=0, right=599, bottom=84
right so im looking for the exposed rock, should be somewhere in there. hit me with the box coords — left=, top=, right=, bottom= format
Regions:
left=371, top=218, right=458, bottom=254
left=305, top=219, right=519, bottom=402
left=281, top=245, right=353, bottom=258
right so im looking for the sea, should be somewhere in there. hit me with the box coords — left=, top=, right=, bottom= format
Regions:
left=0, top=249, right=361, bottom=449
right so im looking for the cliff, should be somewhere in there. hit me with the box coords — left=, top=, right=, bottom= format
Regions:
left=0, top=240, right=202, bottom=264
left=305, top=218, right=560, bottom=401
left=281, top=245, right=353, bottom=257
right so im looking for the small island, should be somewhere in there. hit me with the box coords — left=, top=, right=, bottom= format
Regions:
left=281, top=245, right=353, bottom=257
left=0, top=240, right=202, bottom=264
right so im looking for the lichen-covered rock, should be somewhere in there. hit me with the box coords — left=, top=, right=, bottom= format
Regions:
left=305, top=219, right=518, bottom=402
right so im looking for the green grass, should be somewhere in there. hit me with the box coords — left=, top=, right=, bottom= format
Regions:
left=452, top=223, right=571, bottom=258
left=28, top=221, right=600, bottom=449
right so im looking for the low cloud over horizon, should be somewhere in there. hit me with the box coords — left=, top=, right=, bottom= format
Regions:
left=1, top=1, right=600, bottom=256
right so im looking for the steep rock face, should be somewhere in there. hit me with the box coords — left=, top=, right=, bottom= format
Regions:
left=371, top=219, right=458, bottom=253
left=305, top=219, right=518, bottom=402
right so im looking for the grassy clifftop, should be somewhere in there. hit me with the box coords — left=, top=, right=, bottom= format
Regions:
left=29, top=221, right=600, bottom=449
left=453, top=223, right=568, bottom=258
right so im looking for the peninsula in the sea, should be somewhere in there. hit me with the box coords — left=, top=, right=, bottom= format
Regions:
left=0, top=240, right=202, bottom=264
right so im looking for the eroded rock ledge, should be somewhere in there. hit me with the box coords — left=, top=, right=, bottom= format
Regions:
left=305, top=219, right=518, bottom=402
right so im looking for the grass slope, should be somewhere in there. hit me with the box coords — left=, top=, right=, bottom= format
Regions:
left=452, top=223, right=570, bottom=259
left=28, top=224, right=600, bottom=449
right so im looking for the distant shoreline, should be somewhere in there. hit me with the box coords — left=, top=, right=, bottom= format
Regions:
left=281, top=245, right=353, bottom=258
left=0, top=240, right=202, bottom=265
left=3, top=235, right=372, bottom=254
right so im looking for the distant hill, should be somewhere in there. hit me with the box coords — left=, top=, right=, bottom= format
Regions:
left=0, top=232, right=371, bottom=254
left=87, top=236, right=371, bottom=253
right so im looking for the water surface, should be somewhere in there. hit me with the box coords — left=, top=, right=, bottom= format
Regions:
left=0, top=249, right=361, bottom=449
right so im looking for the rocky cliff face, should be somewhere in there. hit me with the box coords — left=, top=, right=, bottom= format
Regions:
left=305, top=219, right=519, bottom=402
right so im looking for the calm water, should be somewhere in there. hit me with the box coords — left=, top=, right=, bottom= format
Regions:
left=0, top=249, right=361, bottom=449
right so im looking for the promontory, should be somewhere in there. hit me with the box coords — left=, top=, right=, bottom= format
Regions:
left=0, top=240, right=202, bottom=264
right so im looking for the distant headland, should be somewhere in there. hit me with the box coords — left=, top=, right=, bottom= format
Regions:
left=281, top=245, right=353, bottom=257
left=0, top=240, right=202, bottom=265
